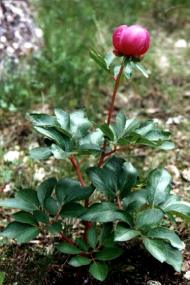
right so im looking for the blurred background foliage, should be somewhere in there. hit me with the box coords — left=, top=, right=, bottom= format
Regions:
left=0, top=0, right=190, bottom=115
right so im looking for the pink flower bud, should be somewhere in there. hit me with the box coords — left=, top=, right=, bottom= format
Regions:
left=112, top=24, right=150, bottom=57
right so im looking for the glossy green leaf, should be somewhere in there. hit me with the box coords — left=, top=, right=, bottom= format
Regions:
left=95, top=247, right=123, bottom=261
left=56, top=178, right=93, bottom=205
left=99, top=223, right=115, bottom=248
left=146, top=168, right=172, bottom=206
left=28, top=113, right=57, bottom=127
left=80, top=202, right=130, bottom=224
left=16, top=189, right=40, bottom=209
left=114, top=225, right=140, bottom=242
left=44, top=197, right=58, bottom=215
left=87, top=225, right=97, bottom=249
left=1, top=222, right=39, bottom=244
left=37, top=177, right=57, bottom=206
left=99, top=123, right=114, bottom=141
left=60, top=202, right=86, bottom=218
left=69, top=256, right=91, bottom=267
left=0, top=198, right=35, bottom=212
left=143, top=238, right=182, bottom=272
left=133, top=62, right=149, bottom=78
left=75, top=238, right=89, bottom=252
left=104, top=51, right=116, bottom=69
left=57, top=242, right=81, bottom=254
left=34, top=126, right=70, bottom=150
left=54, top=108, right=70, bottom=133
left=161, top=198, right=190, bottom=220
left=123, top=190, right=147, bottom=211
left=124, top=62, right=133, bottom=79
left=30, top=147, right=52, bottom=160
left=13, top=211, right=37, bottom=225
left=136, top=208, right=164, bottom=229
left=33, top=210, right=49, bottom=223
left=147, top=227, right=185, bottom=250
left=51, top=144, right=70, bottom=159
left=89, top=262, right=108, bottom=282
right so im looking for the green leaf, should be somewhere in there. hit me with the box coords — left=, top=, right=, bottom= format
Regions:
left=87, top=157, right=137, bottom=198
left=147, top=227, right=185, bottom=250
left=0, top=272, right=5, bottom=285
left=37, top=177, right=57, bottom=206
left=161, top=198, right=190, bottom=220
left=114, top=65, right=121, bottom=80
left=75, top=238, right=89, bottom=252
left=110, top=112, right=126, bottom=140
left=44, top=197, right=58, bottom=215
left=133, top=62, right=149, bottom=78
left=33, top=210, right=49, bottom=223
left=89, top=49, right=108, bottom=72
left=119, top=162, right=138, bottom=197
left=28, top=113, right=58, bottom=127
left=69, top=256, right=91, bottom=267
left=143, top=238, right=183, bottom=272
left=104, top=51, right=116, bottom=69
left=123, top=190, right=147, bottom=211
left=99, top=223, right=115, bottom=248
left=89, top=262, right=108, bottom=282
left=54, top=109, right=70, bottom=134
left=48, top=222, right=62, bottom=234
left=57, top=242, right=81, bottom=254
left=87, top=225, right=97, bottom=249
left=13, top=211, right=37, bottom=225
left=158, top=141, right=175, bottom=150
left=136, top=208, right=164, bottom=229
left=1, top=222, right=39, bottom=244
left=34, top=126, right=70, bottom=150
left=80, top=202, right=130, bottom=223
left=99, top=123, right=114, bottom=141
left=0, top=198, right=35, bottom=212
left=51, top=144, right=70, bottom=160
left=16, top=189, right=40, bottom=209
left=55, top=178, right=93, bottom=205
left=146, top=168, right=172, bottom=206
left=30, top=147, right=52, bottom=160
left=114, top=225, right=140, bottom=242
left=60, top=202, right=86, bottom=218
left=124, top=62, right=133, bottom=79
left=95, top=247, right=123, bottom=261
left=70, top=110, right=92, bottom=139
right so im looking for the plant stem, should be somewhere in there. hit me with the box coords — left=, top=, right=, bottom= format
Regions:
left=61, top=232, right=76, bottom=245
left=69, top=155, right=91, bottom=237
left=98, top=61, right=125, bottom=167
left=69, top=155, right=85, bottom=186
left=107, top=62, right=125, bottom=125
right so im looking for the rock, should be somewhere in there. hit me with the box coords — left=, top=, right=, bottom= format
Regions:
left=181, top=168, right=190, bottom=182
left=147, top=281, right=162, bottom=285
left=4, top=150, right=20, bottom=162
left=184, top=271, right=190, bottom=280
left=174, top=39, right=187, bottom=48
left=0, top=0, right=43, bottom=73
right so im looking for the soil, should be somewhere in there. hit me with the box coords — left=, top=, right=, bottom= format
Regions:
left=1, top=241, right=189, bottom=285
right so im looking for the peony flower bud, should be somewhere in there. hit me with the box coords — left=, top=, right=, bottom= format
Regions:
left=112, top=24, right=150, bottom=57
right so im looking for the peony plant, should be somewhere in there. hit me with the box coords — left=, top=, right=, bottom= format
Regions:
left=0, top=24, right=190, bottom=282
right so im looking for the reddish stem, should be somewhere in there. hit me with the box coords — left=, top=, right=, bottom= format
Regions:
left=61, top=232, right=75, bottom=245
left=69, top=155, right=91, bottom=237
left=107, top=63, right=125, bottom=125
left=98, top=62, right=124, bottom=167
left=69, top=155, right=85, bottom=186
